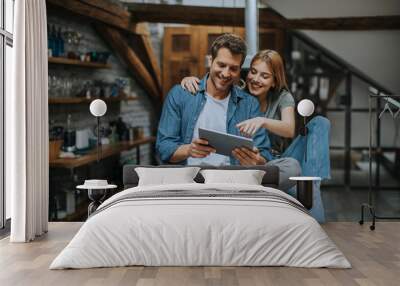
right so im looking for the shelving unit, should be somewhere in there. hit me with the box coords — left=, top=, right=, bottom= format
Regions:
left=49, top=137, right=155, bottom=169
left=48, top=56, right=111, bottom=69
left=48, top=57, right=135, bottom=104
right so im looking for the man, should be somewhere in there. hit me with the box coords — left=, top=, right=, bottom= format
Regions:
left=156, top=34, right=300, bottom=190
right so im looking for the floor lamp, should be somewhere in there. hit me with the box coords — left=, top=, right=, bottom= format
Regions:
left=77, top=99, right=116, bottom=217
left=289, top=99, right=318, bottom=210
left=297, top=99, right=315, bottom=162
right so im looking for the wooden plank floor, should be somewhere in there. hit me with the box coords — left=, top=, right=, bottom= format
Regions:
left=0, top=222, right=399, bottom=286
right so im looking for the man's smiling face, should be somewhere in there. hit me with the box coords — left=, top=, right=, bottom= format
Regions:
left=209, top=47, right=243, bottom=94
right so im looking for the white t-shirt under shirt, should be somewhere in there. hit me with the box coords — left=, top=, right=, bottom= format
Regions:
left=187, top=92, right=231, bottom=166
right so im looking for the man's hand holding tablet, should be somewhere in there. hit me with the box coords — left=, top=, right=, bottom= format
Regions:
left=187, top=138, right=216, bottom=158
left=170, top=138, right=216, bottom=163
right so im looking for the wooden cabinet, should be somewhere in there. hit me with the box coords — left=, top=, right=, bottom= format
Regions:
left=162, top=26, right=245, bottom=97
left=197, top=26, right=245, bottom=76
left=259, top=28, right=285, bottom=55
left=162, top=27, right=201, bottom=97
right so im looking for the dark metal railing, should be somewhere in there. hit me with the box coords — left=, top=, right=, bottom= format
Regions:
left=289, top=30, right=397, bottom=190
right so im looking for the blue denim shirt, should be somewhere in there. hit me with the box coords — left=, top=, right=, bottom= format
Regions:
left=156, top=75, right=273, bottom=165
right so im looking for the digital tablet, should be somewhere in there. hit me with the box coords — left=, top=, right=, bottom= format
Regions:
left=198, top=128, right=254, bottom=157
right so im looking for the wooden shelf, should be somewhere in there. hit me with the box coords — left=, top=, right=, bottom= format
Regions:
left=48, top=57, right=112, bottom=69
left=49, top=137, right=155, bottom=169
left=49, top=95, right=138, bottom=104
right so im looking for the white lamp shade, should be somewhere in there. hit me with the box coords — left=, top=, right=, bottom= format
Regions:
left=297, top=99, right=315, bottom=117
left=89, top=99, right=107, bottom=117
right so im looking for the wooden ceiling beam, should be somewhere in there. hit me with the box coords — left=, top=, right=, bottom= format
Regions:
left=95, top=25, right=161, bottom=102
left=47, top=0, right=145, bottom=35
left=128, top=25, right=162, bottom=94
left=126, top=3, right=285, bottom=27
left=141, top=35, right=162, bottom=89
left=79, top=0, right=130, bottom=18
left=128, top=33, right=162, bottom=95
left=126, top=3, right=400, bottom=30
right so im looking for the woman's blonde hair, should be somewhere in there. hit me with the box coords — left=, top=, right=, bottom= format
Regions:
left=250, top=49, right=288, bottom=91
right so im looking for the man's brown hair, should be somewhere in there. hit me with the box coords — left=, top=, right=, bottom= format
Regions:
left=210, top=33, right=247, bottom=66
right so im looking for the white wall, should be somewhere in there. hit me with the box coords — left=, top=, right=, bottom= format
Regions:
left=301, top=30, right=400, bottom=94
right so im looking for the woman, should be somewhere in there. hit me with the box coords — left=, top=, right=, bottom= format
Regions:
left=181, top=50, right=330, bottom=223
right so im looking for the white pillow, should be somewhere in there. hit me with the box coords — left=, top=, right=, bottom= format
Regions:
left=200, top=169, right=266, bottom=185
left=135, top=167, right=201, bottom=186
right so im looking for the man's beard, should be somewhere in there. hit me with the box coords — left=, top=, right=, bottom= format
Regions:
left=211, top=73, right=232, bottom=92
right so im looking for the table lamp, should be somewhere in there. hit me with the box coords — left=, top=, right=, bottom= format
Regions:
left=297, top=99, right=315, bottom=162
left=89, top=99, right=107, bottom=162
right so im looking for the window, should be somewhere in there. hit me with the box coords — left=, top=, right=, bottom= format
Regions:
left=5, top=0, right=13, bottom=33
left=1, top=0, right=14, bottom=230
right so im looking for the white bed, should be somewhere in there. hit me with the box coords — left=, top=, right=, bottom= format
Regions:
left=50, top=183, right=351, bottom=269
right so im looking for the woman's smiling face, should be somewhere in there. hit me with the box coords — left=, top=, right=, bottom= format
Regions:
left=246, top=59, right=275, bottom=98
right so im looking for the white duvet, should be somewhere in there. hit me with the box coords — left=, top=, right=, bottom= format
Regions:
left=50, top=183, right=351, bottom=269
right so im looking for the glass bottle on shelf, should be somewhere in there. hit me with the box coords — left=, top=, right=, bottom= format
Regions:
left=63, top=114, right=76, bottom=152
left=57, top=27, right=65, bottom=57
left=64, top=28, right=73, bottom=58
left=47, top=24, right=53, bottom=57
left=48, top=74, right=54, bottom=97
left=51, top=25, right=59, bottom=57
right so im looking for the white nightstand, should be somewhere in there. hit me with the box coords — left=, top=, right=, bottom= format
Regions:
left=289, top=177, right=321, bottom=210
left=77, top=180, right=117, bottom=217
